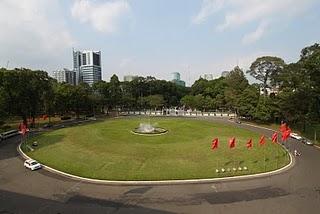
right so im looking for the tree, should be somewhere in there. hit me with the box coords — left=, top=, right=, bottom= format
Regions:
left=92, top=81, right=110, bottom=113
left=299, top=43, right=320, bottom=122
left=0, top=68, right=53, bottom=126
left=190, top=78, right=209, bottom=95
left=247, top=56, right=285, bottom=97
left=253, top=96, right=273, bottom=122
left=108, top=75, right=121, bottom=110
left=145, top=95, right=165, bottom=110
left=238, top=85, right=260, bottom=118
left=224, top=66, right=249, bottom=112
left=181, top=95, right=196, bottom=110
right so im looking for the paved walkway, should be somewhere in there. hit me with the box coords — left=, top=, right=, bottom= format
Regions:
left=1, top=118, right=320, bottom=214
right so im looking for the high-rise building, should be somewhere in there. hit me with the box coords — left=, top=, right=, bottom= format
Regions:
left=171, top=72, right=186, bottom=87
left=53, top=68, right=76, bottom=85
left=73, top=50, right=102, bottom=85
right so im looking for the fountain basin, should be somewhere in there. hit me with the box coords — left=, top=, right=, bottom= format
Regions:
left=132, top=123, right=168, bottom=136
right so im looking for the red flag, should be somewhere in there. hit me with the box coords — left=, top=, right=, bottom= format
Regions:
left=229, top=137, right=236, bottom=149
left=280, top=123, right=287, bottom=132
left=259, top=135, right=266, bottom=146
left=272, top=132, right=278, bottom=143
left=211, top=138, right=219, bottom=150
left=18, top=123, right=29, bottom=136
left=282, top=128, right=291, bottom=141
left=246, top=138, right=253, bottom=149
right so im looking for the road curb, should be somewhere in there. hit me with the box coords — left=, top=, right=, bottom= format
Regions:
left=17, top=141, right=294, bottom=186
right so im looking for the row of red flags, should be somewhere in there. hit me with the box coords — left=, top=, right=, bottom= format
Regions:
left=18, top=115, right=48, bottom=136
left=211, top=123, right=292, bottom=150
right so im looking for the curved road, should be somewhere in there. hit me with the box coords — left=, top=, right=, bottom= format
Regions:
left=1, top=118, right=320, bottom=214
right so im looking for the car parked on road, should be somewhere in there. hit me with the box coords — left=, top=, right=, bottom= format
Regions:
left=290, top=132, right=303, bottom=140
left=300, top=138, right=314, bottom=146
left=0, top=130, right=20, bottom=142
left=24, top=159, right=42, bottom=171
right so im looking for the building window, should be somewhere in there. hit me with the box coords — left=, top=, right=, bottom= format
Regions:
left=93, top=53, right=100, bottom=66
left=82, top=53, right=87, bottom=65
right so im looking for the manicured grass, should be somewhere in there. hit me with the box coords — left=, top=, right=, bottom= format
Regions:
left=23, top=117, right=290, bottom=181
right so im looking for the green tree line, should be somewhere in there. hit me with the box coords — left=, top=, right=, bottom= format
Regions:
left=0, top=43, right=319, bottom=131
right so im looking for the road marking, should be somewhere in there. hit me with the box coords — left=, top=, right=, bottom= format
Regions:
left=211, top=185, right=218, bottom=192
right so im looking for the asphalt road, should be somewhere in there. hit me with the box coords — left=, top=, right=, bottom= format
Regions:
left=1, top=118, right=320, bottom=214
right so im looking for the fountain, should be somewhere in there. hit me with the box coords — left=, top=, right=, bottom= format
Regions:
left=137, top=123, right=155, bottom=133
left=132, top=122, right=168, bottom=135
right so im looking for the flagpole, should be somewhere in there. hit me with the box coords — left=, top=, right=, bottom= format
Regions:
left=264, top=144, right=266, bottom=172
left=276, top=133, right=279, bottom=169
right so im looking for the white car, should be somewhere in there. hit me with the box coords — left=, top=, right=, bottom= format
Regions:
left=24, top=159, right=42, bottom=171
left=290, top=133, right=303, bottom=140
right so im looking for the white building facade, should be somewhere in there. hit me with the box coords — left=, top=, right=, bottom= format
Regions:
left=73, top=50, right=102, bottom=85
left=53, top=68, right=76, bottom=85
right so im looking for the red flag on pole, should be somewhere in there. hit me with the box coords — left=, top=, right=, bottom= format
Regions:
left=211, top=138, right=219, bottom=150
left=272, top=132, right=278, bottom=143
left=229, top=137, right=236, bottom=149
left=18, top=123, right=29, bottom=136
left=282, top=128, right=291, bottom=141
left=259, top=135, right=266, bottom=146
left=246, top=138, right=253, bottom=149
left=280, top=123, right=287, bottom=132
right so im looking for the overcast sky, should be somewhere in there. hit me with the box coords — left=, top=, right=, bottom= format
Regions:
left=0, top=0, right=319, bottom=85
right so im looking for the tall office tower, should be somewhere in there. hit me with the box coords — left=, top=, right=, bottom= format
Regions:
left=73, top=50, right=102, bottom=85
left=53, top=68, right=76, bottom=85
left=171, top=72, right=186, bottom=87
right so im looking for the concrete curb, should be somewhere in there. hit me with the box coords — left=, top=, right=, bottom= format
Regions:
left=17, top=141, right=294, bottom=186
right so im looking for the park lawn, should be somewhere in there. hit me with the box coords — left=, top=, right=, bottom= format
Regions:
left=23, top=117, right=290, bottom=181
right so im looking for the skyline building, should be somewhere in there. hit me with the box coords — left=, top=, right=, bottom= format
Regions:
left=52, top=68, right=76, bottom=85
left=73, top=49, right=102, bottom=85
left=171, top=72, right=186, bottom=87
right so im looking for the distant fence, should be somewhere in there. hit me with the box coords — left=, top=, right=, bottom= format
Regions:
left=120, top=110, right=236, bottom=118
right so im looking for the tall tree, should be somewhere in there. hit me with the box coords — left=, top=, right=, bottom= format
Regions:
left=224, top=66, right=249, bottom=113
left=108, top=74, right=121, bottom=110
left=247, top=56, right=285, bottom=97
left=145, top=95, right=165, bottom=110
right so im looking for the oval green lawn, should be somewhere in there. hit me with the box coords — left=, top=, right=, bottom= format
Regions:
left=23, top=117, right=290, bottom=181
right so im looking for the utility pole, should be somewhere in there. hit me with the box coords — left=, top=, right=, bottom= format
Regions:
left=6, top=60, right=9, bottom=69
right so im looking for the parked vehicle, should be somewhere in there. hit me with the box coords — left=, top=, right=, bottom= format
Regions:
left=0, top=130, right=20, bottom=141
left=290, top=132, right=303, bottom=140
left=300, top=138, right=314, bottom=146
left=24, top=159, right=42, bottom=171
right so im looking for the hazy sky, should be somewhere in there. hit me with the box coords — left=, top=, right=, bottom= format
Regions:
left=0, top=0, right=319, bottom=85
